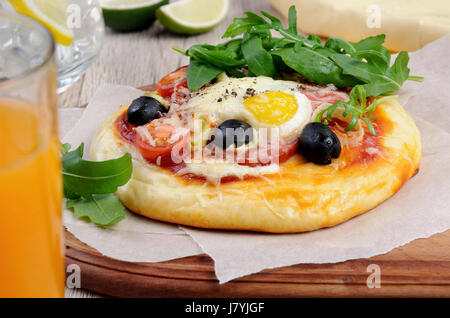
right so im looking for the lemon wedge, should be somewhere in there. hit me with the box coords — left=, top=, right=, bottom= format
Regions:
left=156, top=0, right=229, bottom=35
left=8, top=0, right=74, bottom=46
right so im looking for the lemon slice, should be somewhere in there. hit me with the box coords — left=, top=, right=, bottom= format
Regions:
left=100, top=0, right=168, bottom=32
left=8, top=0, right=74, bottom=46
left=156, top=0, right=229, bottom=35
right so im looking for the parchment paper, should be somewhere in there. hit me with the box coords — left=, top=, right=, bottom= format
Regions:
left=60, top=91, right=203, bottom=262
left=60, top=35, right=450, bottom=282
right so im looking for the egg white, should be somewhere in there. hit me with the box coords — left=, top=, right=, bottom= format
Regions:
left=184, top=76, right=312, bottom=142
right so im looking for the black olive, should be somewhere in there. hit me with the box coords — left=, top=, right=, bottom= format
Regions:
left=126, top=96, right=168, bottom=126
left=213, top=119, right=253, bottom=149
left=298, top=122, right=341, bottom=165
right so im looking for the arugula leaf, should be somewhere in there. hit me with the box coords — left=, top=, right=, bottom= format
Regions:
left=222, top=11, right=268, bottom=38
left=325, top=35, right=386, bottom=54
left=287, top=5, right=298, bottom=35
left=325, top=36, right=357, bottom=53
left=306, top=34, right=321, bottom=45
left=66, top=194, right=126, bottom=226
left=241, top=35, right=276, bottom=77
left=353, top=34, right=386, bottom=51
left=390, top=51, right=410, bottom=83
left=224, top=6, right=319, bottom=50
left=315, top=85, right=379, bottom=135
left=351, top=47, right=390, bottom=72
left=217, top=38, right=243, bottom=54
left=187, top=60, right=222, bottom=91
left=272, top=46, right=360, bottom=87
left=315, top=85, right=399, bottom=135
left=260, top=10, right=320, bottom=49
left=260, top=10, right=283, bottom=28
left=330, top=51, right=411, bottom=96
left=187, top=44, right=245, bottom=69
left=62, top=143, right=132, bottom=199
left=62, top=143, right=133, bottom=226
left=62, top=143, right=85, bottom=199
left=325, top=35, right=391, bottom=72
left=61, top=143, right=71, bottom=156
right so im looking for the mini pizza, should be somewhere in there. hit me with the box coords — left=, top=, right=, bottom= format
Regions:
left=90, top=65, right=421, bottom=233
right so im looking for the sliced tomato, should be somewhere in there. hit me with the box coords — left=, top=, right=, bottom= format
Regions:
left=156, top=65, right=188, bottom=100
left=135, top=123, right=188, bottom=166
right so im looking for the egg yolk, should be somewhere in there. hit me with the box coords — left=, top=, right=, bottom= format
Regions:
left=243, top=91, right=298, bottom=125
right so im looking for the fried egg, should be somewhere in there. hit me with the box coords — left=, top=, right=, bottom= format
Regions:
left=183, top=76, right=312, bottom=143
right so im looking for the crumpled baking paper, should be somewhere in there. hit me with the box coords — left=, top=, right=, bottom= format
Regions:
left=60, top=35, right=450, bottom=283
left=60, top=92, right=202, bottom=263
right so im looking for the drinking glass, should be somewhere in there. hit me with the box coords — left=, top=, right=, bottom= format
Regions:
left=0, top=12, right=64, bottom=298
left=0, top=0, right=105, bottom=93
left=55, top=0, right=104, bottom=93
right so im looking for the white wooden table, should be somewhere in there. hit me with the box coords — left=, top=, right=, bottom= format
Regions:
left=61, top=0, right=280, bottom=298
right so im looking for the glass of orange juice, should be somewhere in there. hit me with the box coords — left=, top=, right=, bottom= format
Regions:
left=0, top=12, right=64, bottom=297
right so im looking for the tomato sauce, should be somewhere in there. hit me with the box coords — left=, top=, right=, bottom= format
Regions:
left=116, top=111, right=136, bottom=143
left=328, top=112, right=386, bottom=167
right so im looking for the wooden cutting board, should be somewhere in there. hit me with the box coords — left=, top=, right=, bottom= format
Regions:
left=65, top=230, right=450, bottom=298
left=64, top=84, right=450, bottom=298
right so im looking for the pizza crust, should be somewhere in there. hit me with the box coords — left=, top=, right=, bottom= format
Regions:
left=90, top=99, right=421, bottom=233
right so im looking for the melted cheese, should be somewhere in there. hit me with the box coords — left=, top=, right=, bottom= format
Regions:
left=177, top=159, right=280, bottom=184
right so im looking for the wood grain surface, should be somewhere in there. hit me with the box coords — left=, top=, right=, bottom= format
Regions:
left=61, top=0, right=450, bottom=298
left=65, top=227, right=450, bottom=298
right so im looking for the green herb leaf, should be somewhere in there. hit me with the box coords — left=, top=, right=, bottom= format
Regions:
left=62, top=143, right=85, bottom=199
left=330, top=52, right=410, bottom=96
left=260, top=10, right=283, bottom=28
left=175, top=5, right=422, bottom=100
left=407, top=75, right=424, bottom=82
left=306, top=34, right=321, bottom=45
left=353, top=34, right=386, bottom=51
left=217, top=38, right=243, bottom=54
left=61, top=143, right=71, bottom=156
left=62, top=143, right=132, bottom=199
left=272, top=46, right=360, bottom=87
left=315, top=85, right=385, bottom=135
left=241, top=35, right=276, bottom=77
left=390, top=51, right=410, bottom=84
left=287, top=5, right=298, bottom=35
left=187, top=44, right=245, bottom=69
left=222, top=11, right=268, bottom=38
left=187, top=60, right=222, bottom=90
left=66, top=194, right=126, bottom=226
left=325, top=35, right=391, bottom=73
left=325, top=36, right=357, bottom=53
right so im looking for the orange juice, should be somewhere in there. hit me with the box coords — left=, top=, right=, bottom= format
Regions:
left=0, top=99, right=64, bottom=297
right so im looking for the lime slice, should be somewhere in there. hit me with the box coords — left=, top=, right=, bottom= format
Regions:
left=156, top=0, right=229, bottom=35
left=8, top=0, right=74, bottom=46
left=100, top=0, right=168, bottom=32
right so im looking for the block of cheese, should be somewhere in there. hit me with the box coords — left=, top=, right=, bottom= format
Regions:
left=269, top=0, right=450, bottom=52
